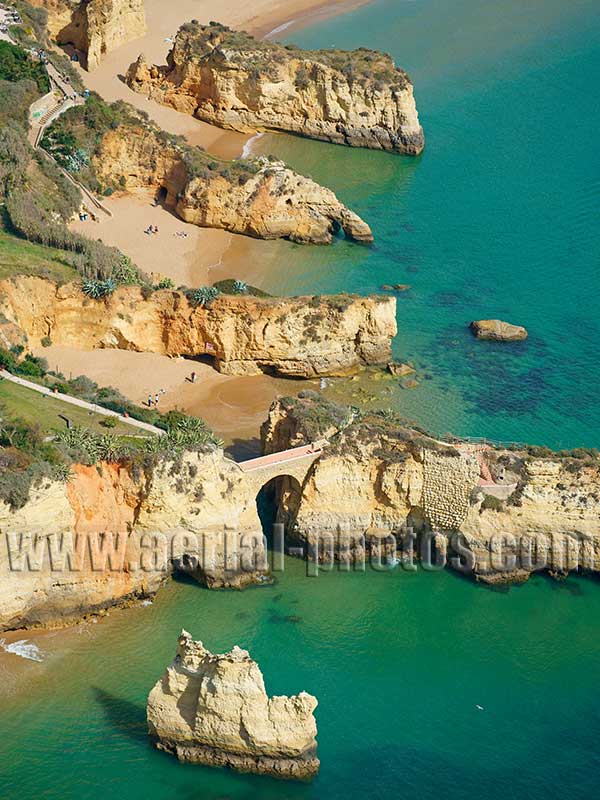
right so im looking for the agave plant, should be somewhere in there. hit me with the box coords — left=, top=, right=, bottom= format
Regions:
left=233, top=280, right=248, bottom=294
left=81, top=278, right=117, bottom=300
left=188, top=286, right=220, bottom=308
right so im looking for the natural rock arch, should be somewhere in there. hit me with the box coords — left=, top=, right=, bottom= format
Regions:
left=255, top=474, right=303, bottom=544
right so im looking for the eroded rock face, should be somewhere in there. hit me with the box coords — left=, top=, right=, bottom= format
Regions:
left=92, top=123, right=372, bottom=243
left=260, top=394, right=600, bottom=583
left=0, top=277, right=396, bottom=377
left=126, top=21, right=424, bottom=154
left=32, top=0, right=146, bottom=69
left=147, top=630, right=319, bottom=779
left=470, top=319, right=528, bottom=341
left=0, top=451, right=268, bottom=631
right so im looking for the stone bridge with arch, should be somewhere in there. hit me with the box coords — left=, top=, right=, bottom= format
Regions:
left=235, top=442, right=328, bottom=496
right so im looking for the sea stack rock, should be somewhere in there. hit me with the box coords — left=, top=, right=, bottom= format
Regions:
left=126, top=21, right=425, bottom=154
left=470, top=319, right=528, bottom=341
left=147, top=630, right=319, bottom=779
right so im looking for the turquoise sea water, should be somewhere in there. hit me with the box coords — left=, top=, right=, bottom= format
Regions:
left=1, top=3, right=600, bottom=798
left=1, top=563, right=600, bottom=800
left=249, top=0, right=600, bottom=450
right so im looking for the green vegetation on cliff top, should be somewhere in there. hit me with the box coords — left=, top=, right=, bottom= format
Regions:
left=178, top=20, right=410, bottom=90
left=41, top=93, right=262, bottom=196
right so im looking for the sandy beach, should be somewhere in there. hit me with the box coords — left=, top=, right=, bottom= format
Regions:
left=34, top=345, right=312, bottom=452
left=71, top=189, right=235, bottom=287
left=59, top=0, right=369, bottom=444
left=67, top=0, right=371, bottom=288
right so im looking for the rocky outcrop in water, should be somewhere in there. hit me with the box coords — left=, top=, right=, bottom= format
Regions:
left=260, top=393, right=600, bottom=583
left=147, top=630, right=319, bottom=778
left=470, top=319, right=528, bottom=341
left=126, top=21, right=424, bottom=154
left=32, top=0, right=146, bottom=69
left=0, top=276, right=396, bottom=377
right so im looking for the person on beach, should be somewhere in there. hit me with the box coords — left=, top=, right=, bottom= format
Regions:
left=190, top=371, right=196, bottom=384
left=147, top=394, right=152, bottom=407
left=155, top=393, right=160, bottom=407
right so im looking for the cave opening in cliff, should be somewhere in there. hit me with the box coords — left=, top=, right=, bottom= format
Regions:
left=255, top=475, right=302, bottom=547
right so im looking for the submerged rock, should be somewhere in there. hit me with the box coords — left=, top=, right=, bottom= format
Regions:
left=387, top=361, right=415, bottom=377
left=470, top=319, right=528, bottom=341
left=147, top=631, right=319, bottom=779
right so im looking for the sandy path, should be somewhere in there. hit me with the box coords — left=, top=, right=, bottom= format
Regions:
left=35, top=346, right=311, bottom=450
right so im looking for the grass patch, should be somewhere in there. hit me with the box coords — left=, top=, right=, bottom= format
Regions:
left=0, top=208, right=79, bottom=282
left=0, top=378, right=151, bottom=438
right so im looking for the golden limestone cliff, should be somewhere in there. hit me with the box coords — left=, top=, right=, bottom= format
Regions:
left=126, top=21, right=424, bottom=154
left=31, top=0, right=146, bottom=69
left=42, top=103, right=373, bottom=243
left=148, top=631, right=319, bottom=779
left=260, top=394, right=600, bottom=583
left=0, top=451, right=269, bottom=631
left=0, top=277, right=397, bottom=377
left=96, top=125, right=373, bottom=243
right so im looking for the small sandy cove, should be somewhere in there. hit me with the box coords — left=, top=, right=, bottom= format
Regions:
left=70, top=0, right=370, bottom=288
left=62, top=0, right=367, bottom=443
left=34, top=346, right=311, bottom=451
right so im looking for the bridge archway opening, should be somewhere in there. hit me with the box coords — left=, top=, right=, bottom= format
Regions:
left=256, top=475, right=302, bottom=545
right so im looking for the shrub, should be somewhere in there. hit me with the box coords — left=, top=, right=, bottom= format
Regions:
left=154, top=277, right=175, bottom=290
left=40, top=335, right=52, bottom=347
left=0, top=40, right=49, bottom=93
left=100, top=416, right=118, bottom=429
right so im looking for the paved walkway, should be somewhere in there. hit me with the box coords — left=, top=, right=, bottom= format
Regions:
left=0, top=370, right=164, bottom=436
left=239, top=443, right=325, bottom=472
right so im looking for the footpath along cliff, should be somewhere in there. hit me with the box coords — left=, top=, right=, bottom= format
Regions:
left=41, top=98, right=373, bottom=244
left=2, top=390, right=600, bottom=632
left=126, top=21, right=425, bottom=154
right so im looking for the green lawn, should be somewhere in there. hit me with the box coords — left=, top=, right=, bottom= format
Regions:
left=0, top=378, right=151, bottom=439
left=0, top=212, right=79, bottom=283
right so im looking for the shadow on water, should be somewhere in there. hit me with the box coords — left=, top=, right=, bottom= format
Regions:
left=93, top=688, right=148, bottom=745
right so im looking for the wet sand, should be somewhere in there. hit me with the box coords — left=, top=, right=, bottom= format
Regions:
left=34, top=345, right=312, bottom=450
